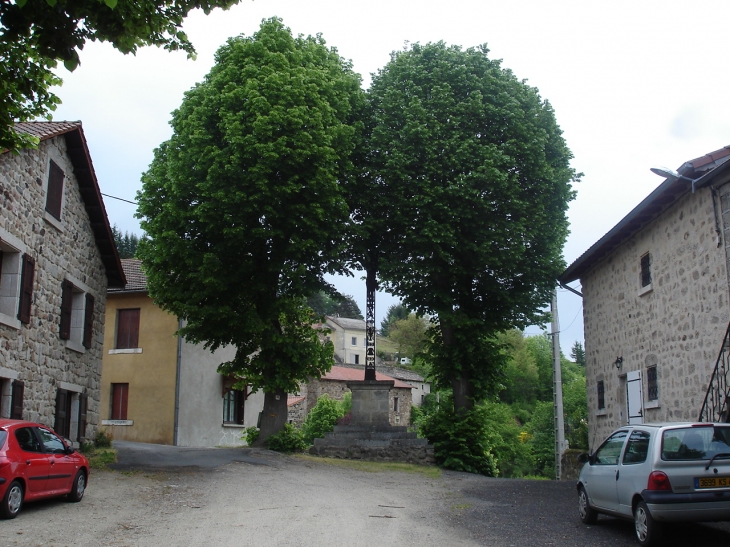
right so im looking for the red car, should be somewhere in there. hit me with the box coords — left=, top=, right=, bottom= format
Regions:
left=0, top=419, right=89, bottom=519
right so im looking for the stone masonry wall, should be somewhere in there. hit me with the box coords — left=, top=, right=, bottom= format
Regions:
left=582, top=184, right=729, bottom=443
left=0, top=136, right=108, bottom=438
left=305, top=378, right=411, bottom=426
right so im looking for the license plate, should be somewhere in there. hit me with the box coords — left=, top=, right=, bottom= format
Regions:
left=695, top=476, right=730, bottom=489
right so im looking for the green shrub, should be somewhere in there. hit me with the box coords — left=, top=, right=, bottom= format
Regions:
left=420, top=399, right=498, bottom=477
left=243, top=426, right=260, bottom=446
left=79, top=441, right=95, bottom=454
left=301, top=394, right=344, bottom=445
left=267, top=423, right=307, bottom=453
left=481, top=401, right=534, bottom=478
left=94, top=428, right=113, bottom=448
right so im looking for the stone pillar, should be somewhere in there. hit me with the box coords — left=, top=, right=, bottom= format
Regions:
left=346, top=380, right=394, bottom=428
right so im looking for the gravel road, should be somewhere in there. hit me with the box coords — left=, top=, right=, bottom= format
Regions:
left=2, top=448, right=730, bottom=547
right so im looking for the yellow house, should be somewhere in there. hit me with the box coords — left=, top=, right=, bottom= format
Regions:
left=100, top=259, right=263, bottom=446
left=100, top=260, right=179, bottom=444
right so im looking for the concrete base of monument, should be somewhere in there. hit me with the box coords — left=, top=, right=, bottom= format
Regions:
left=309, top=380, right=435, bottom=464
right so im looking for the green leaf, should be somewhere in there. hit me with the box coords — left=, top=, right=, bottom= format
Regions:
left=17, top=0, right=28, bottom=7
left=104, top=0, right=118, bottom=8
left=45, top=0, right=57, bottom=6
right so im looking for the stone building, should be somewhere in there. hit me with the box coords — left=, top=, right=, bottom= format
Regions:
left=0, top=122, right=125, bottom=443
left=300, top=365, right=414, bottom=426
left=559, top=145, right=730, bottom=444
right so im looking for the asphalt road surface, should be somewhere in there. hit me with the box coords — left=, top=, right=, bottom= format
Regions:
left=2, top=442, right=729, bottom=547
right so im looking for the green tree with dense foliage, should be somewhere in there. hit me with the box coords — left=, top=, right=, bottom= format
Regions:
left=570, top=341, right=586, bottom=367
left=306, top=291, right=363, bottom=319
left=1, top=0, right=240, bottom=152
left=380, top=303, right=409, bottom=337
left=388, top=313, right=428, bottom=360
left=111, top=225, right=140, bottom=259
left=136, top=18, right=364, bottom=443
left=368, top=42, right=579, bottom=414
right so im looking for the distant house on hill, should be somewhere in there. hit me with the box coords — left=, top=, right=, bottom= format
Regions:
left=559, top=144, right=730, bottom=443
left=0, top=121, right=125, bottom=444
left=325, top=316, right=367, bottom=365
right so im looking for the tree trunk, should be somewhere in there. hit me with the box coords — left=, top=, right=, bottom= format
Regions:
left=254, top=389, right=288, bottom=446
left=451, top=374, right=474, bottom=413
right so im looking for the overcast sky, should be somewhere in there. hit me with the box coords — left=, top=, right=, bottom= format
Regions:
left=48, top=0, right=730, bottom=354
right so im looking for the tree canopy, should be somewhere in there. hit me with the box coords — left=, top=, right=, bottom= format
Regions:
left=367, top=42, right=578, bottom=411
left=136, top=18, right=364, bottom=440
left=111, top=225, right=140, bottom=259
left=1, top=0, right=238, bottom=151
left=379, top=302, right=409, bottom=337
left=306, top=291, right=363, bottom=319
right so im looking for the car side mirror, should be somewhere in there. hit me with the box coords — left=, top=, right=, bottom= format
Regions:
left=65, top=445, right=75, bottom=455
left=578, top=453, right=590, bottom=464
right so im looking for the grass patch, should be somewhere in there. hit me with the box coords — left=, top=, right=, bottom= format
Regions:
left=85, top=447, right=117, bottom=470
left=294, top=454, right=441, bottom=478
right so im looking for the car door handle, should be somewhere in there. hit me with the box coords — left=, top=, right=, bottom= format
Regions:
left=26, top=460, right=30, bottom=465
left=616, top=470, right=620, bottom=480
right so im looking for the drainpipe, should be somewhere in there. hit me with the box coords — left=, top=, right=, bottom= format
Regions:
left=173, top=318, right=183, bottom=446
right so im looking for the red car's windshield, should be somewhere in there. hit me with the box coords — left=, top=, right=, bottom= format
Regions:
left=0, top=430, right=6, bottom=449
left=662, top=426, right=730, bottom=461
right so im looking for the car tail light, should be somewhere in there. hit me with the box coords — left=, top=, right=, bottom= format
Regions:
left=648, top=471, right=672, bottom=491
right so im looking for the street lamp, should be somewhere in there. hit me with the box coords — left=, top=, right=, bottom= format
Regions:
left=650, top=166, right=702, bottom=193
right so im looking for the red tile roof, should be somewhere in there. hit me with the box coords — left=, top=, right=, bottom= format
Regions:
left=685, top=145, right=730, bottom=171
left=287, top=395, right=306, bottom=407
left=13, top=121, right=82, bottom=141
left=322, top=366, right=414, bottom=389
left=113, top=259, right=147, bottom=292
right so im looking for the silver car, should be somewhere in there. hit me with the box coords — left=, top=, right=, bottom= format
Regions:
left=577, top=422, right=730, bottom=546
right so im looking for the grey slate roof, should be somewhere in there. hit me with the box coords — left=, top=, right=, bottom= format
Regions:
left=326, top=316, right=366, bottom=330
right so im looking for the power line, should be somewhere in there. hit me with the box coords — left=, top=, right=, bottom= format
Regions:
left=101, top=193, right=138, bottom=205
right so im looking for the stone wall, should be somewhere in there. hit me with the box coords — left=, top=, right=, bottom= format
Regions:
left=0, top=136, right=108, bottom=439
left=582, top=184, right=730, bottom=442
left=305, top=377, right=412, bottom=426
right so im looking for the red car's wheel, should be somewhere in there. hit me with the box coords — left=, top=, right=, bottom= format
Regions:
left=67, top=470, right=86, bottom=502
left=1, top=480, right=23, bottom=519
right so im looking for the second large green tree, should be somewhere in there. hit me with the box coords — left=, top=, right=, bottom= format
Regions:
left=368, top=43, right=578, bottom=412
left=136, top=18, right=363, bottom=441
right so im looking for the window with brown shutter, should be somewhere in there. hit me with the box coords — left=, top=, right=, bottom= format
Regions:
left=10, top=380, right=24, bottom=419
left=17, top=254, right=34, bottom=324
left=116, top=308, right=140, bottom=349
left=60, top=279, right=73, bottom=340
left=111, top=383, right=129, bottom=420
left=45, top=160, right=64, bottom=221
left=83, top=293, right=94, bottom=348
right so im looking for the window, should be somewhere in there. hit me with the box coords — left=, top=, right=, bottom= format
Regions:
left=647, top=366, right=658, bottom=401
left=37, top=427, right=66, bottom=454
left=223, top=390, right=245, bottom=425
left=54, top=389, right=72, bottom=438
left=640, top=253, right=652, bottom=288
left=60, top=278, right=94, bottom=352
left=354, top=354, right=360, bottom=365
left=45, top=160, right=64, bottom=221
left=597, top=380, right=605, bottom=410
left=623, top=430, right=650, bottom=464
left=594, top=430, right=628, bottom=465
left=116, top=308, right=141, bottom=349
left=15, top=427, right=42, bottom=453
left=111, top=383, right=129, bottom=420
left=393, top=397, right=399, bottom=413
left=351, top=336, right=357, bottom=346
left=0, top=229, right=33, bottom=328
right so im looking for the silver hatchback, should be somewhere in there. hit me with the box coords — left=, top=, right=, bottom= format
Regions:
left=577, top=422, right=730, bottom=546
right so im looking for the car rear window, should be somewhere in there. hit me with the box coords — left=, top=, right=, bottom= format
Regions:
left=662, top=426, right=730, bottom=461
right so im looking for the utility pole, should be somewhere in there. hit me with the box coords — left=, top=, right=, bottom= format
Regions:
left=551, top=289, right=566, bottom=480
